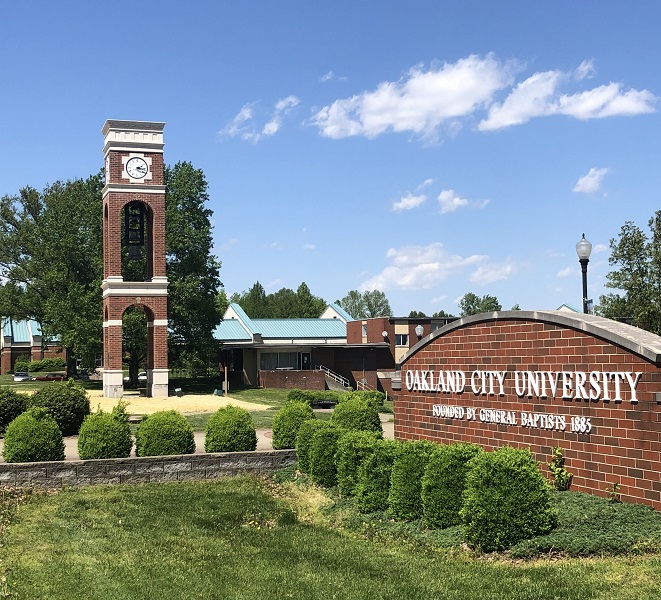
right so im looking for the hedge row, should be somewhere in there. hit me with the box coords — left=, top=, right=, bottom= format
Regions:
left=285, top=388, right=386, bottom=409
left=13, top=357, right=67, bottom=374
left=2, top=399, right=260, bottom=463
left=294, top=430, right=558, bottom=552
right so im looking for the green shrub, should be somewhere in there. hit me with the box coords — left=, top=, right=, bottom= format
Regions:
left=295, top=419, right=332, bottom=473
left=135, top=410, right=195, bottom=457
left=29, top=379, right=90, bottom=436
left=422, top=442, right=482, bottom=528
left=77, top=402, right=132, bottom=459
left=3, top=406, right=65, bottom=462
left=331, top=398, right=382, bottom=436
left=28, top=357, right=66, bottom=372
left=0, top=387, right=29, bottom=433
left=388, top=440, right=437, bottom=521
left=336, top=430, right=379, bottom=496
left=286, top=389, right=307, bottom=403
left=13, top=359, right=29, bottom=374
left=286, top=389, right=344, bottom=406
left=355, top=439, right=399, bottom=514
left=547, top=446, right=573, bottom=491
left=308, top=424, right=343, bottom=487
left=460, top=446, right=558, bottom=552
left=272, top=401, right=315, bottom=449
left=204, top=405, right=257, bottom=452
left=343, top=390, right=386, bottom=410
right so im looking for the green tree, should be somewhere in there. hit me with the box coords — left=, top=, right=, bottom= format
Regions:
left=0, top=162, right=222, bottom=377
left=459, top=292, right=502, bottom=317
left=337, top=290, right=392, bottom=318
left=239, top=281, right=269, bottom=318
left=598, top=211, right=661, bottom=334
left=165, top=162, right=222, bottom=368
left=0, top=175, right=104, bottom=372
left=269, top=287, right=298, bottom=318
left=336, top=290, right=363, bottom=319
left=432, top=309, right=455, bottom=318
left=408, top=310, right=427, bottom=318
left=215, top=289, right=229, bottom=318
left=295, top=282, right=326, bottom=317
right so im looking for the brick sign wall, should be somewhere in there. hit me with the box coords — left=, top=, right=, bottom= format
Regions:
left=395, top=311, right=661, bottom=510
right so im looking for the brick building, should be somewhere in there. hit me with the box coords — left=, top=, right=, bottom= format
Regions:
left=0, top=318, right=63, bottom=374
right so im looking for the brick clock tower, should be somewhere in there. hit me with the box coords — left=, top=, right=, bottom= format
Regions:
left=101, top=120, right=169, bottom=398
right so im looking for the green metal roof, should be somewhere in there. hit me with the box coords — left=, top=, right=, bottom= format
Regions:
left=213, top=303, right=347, bottom=343
left=213, top=319, right=252, bottom=341
left=251, top=318, right=346, bottom=339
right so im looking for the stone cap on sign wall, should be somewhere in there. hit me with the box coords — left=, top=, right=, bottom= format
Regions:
left=400, top=310, right=661, bottom=367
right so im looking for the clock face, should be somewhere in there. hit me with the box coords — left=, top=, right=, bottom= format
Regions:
left=126, top=156, right=149, bottom=179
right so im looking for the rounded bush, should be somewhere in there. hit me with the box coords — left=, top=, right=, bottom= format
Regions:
left=29, top=379, right=90, bottom=436
left=205, top=405, right=257, bottom=452
left=295, top=419, right=332, bottom=473
left=422, top=442, right=482, bottom=528
left=135, top=410, right=195, bottom=457
left=308, top=424, right=343, bottom=487
left=272, top=401, right=315, bottom=449
left=355, top=439, right=399, bottom=514
left=336, top=430, right=379, bottom=496
left=343, top=390, right=386, bottom=410
left=78, top=402, right=132, bottom=459
left=331, top=398, right=382, bottom=436
left=388, top=440, right=437, bottom=521
left=3, top=406, right=65, bottom=463
left=0, top=388, right=29, bottom=433
left=460, top=446, right=558, bottom=552
left=13, top=359, right=29, bottom=374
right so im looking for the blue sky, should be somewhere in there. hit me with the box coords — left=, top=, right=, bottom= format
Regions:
left=1, top=2, right=660, bottom=316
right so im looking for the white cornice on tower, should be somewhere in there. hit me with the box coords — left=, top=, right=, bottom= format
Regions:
left=102, top=120, right=165, bottom=155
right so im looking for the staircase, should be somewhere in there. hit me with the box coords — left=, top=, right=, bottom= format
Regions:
left=318, top=365, right=352, bottom=391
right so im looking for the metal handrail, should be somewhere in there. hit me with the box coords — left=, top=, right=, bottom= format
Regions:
left=318, top=364, right=350, bottom=389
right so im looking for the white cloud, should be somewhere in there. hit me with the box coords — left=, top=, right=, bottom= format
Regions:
left=303, top=243, right=316, bottom=250
left=480, top=62, right=657, bottom=130
left=220, top=96, right=300, bottom=142
left=312, top=54, right=518, bottom=140
left=392, top=193, right=426, bottom=212
left=556, top=267, right=574, bottom=278
left=573, top=167, right=609, bottom=194
left=437, top=189, right=489, bottom=214
left=321, top=71, right=335, bottom=82
left=359, top=243, right=487, bottom=291
left=417, top=178, right=435, bottom=190
left=575, top=59, right=595, bottom=80
left=469, top=261, right=518, bottom=285
left=593, top=243, right=608, bottom=254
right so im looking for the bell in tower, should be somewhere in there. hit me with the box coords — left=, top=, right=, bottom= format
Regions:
left=124, top=201, right=145, bottom=260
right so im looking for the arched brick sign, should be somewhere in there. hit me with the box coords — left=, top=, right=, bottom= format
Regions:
left=396, top=311, right=661, bottom=510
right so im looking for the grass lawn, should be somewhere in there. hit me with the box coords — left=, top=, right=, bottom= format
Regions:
left=0, top=477, right=660, bottom=599
left=184, top=408, right=333, bottom=431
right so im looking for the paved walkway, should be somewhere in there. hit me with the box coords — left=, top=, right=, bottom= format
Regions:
left=1, top=414, right=394, bottom=463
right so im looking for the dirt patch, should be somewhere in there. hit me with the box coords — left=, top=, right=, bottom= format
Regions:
left=87, top=390, right=271, bottom=415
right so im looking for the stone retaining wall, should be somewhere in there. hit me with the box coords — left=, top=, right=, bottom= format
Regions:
left=0, top=450, right=297, bottom=488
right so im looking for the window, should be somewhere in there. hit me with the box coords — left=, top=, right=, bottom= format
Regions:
left=362, top=324, right=368, bottom=337
left=260, top=352, right=298, bottom=370
left=395, top=334, right=409, bottom=346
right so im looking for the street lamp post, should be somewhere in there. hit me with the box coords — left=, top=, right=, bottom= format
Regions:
left=575, top=233, right=592, bottom=314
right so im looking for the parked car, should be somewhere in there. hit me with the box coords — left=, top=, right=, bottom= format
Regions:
left=13, top=371, right=32, bottom=382
left=138, top=371, right=147, bottom=382
left=34, top=373, right=66, bottom=381
left=77, top=370, right=90, bottom=381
